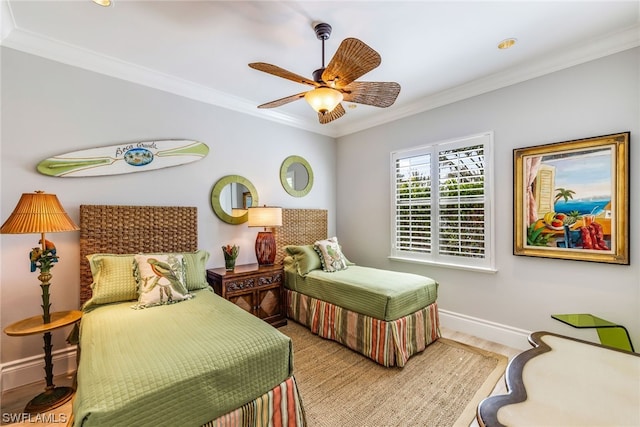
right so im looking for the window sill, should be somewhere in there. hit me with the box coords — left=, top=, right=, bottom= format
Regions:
left=388, top=256, right=498, bottom=274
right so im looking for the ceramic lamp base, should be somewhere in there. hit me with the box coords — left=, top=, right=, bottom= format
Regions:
left=255, top=231, right=276, bottom=266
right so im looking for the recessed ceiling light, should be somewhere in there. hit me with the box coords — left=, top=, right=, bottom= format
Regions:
left=498, top=38, right=517, bottom=50
left=92, top=0, right=112, bottom=7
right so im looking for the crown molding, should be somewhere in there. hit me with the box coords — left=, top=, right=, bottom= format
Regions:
left=334, top=24, right=640, bottom=137
left=1, top=21, right=638, bottom=139
left=0, top=24, right=336, bottom=137
left=0, top=0, right=16, bottom=42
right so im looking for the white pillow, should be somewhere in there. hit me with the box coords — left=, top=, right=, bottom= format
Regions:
left=133, top=254, right=191, bottom=309
left=314, top=237, right=349, bottom=273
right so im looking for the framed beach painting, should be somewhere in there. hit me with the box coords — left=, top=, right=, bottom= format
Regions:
left=514, top=132, right=629, bottom=264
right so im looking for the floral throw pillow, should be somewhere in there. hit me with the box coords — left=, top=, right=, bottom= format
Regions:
left=314, top=237, right=349, bottom=273
left=133, top=254, right=191, bottom=309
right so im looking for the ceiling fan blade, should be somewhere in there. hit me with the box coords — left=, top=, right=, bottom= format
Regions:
left=322, top=38, right=381, bottom=87
left=342, top=81, right=401, bottom=108
left=257, top=92, right=307, bottom=109
left=249, top=62, right=319, bottom=87
left=319, top=103, right=346, bottom=124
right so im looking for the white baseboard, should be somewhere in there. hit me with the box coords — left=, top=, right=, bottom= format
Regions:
left=1, top=347, right=77, bottom=392
left=439, top=309, right=532, bottom=351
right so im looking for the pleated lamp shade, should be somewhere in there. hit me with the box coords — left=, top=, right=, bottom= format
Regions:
left=0, top=191, right=79, bottom=234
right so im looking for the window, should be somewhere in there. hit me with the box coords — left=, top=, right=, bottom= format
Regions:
left=390, top=132, right=494, bottom=271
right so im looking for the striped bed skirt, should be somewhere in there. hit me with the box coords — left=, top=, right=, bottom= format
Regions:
left=205, top=376, right=305, bottom=427
left=286, top=289, right=441, bottom=367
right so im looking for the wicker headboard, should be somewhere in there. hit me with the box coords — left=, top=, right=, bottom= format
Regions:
left=79, top=205, right=198, bottom=305
left=274, top=208, right=328, bottom=264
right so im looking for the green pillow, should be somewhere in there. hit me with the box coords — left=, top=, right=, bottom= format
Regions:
left=83, top=254, right=137, bottom=311
left=181, top=250, right=210, bottom=291
left=284, top=245, right=322, bottom=276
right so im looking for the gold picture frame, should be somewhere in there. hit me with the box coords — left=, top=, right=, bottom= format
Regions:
left=514, top=132, right=629, bottom=264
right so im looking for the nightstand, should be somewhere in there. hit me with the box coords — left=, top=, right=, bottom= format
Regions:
left=207, top=263, right=286, bottom=327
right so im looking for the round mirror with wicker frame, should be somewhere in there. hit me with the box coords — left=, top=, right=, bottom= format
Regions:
left=211, top=175, right=259, bottom=224
left=280, top=155, right=313, bottom=197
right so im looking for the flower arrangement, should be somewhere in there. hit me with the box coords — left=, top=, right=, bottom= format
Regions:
left=222, top=244, right=239, bottom=258
left=222, top=245, right=239, bottom=271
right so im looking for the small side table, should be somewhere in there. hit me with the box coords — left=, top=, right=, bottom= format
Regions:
left=4, top=310, right=82, bottom=413
left=551, top=313, right=634, bottom=352
left=207, top=264, right=286, bottom=327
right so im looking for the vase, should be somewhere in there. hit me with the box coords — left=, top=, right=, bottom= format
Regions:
left=223, top=253, right=238, bottom=271
left=222, top=245, right=239, bottom=271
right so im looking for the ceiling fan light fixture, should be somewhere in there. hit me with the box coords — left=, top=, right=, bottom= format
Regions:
left=304, top=87, right=343, bottom=115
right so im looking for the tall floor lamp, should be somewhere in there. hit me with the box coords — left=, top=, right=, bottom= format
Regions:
left=1, top=191, right=80, bottom=412
left=248, top=206, right=282, bottom=266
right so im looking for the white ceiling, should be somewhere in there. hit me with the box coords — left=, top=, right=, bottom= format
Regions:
left=2, top=1, right=639, bottom=137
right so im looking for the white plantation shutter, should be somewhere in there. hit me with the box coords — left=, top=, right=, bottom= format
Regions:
left=394, top=151, right=432, bottom=254
left=438, top=144, right=485, bottom=258
left=391, top=132, right=494, bottom=270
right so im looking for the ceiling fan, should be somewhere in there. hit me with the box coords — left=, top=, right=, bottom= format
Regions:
left=249, top=23, right=401, bottom=124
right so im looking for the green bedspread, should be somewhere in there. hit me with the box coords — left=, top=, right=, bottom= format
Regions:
left=284, top=264, right=438, bottom=321
left=73, top=289, right=293, bottom=426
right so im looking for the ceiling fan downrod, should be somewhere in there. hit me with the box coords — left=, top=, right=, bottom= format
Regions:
left=312, top=22, right=332, bottom=83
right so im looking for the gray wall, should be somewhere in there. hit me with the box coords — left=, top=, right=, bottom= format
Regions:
left=2, top=44, right=638, bottom=390
left=0, top=47, right=336, bottom=387
left=336, top=47, right=639, bottom=348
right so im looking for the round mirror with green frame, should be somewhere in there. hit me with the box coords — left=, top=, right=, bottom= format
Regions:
left=280, top=155, right=313, bottom=197
left=211, top=175, right=259, bottom=224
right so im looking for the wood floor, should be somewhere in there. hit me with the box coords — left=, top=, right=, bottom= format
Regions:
left=0, top=327, right=522, bottom=426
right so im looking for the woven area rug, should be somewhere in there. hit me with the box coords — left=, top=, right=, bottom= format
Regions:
left=281, top=321, right=508, bottom=427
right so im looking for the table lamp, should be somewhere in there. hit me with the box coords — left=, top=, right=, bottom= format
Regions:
left=247, top=206, right=282, bottom=266
left=1, top=190, right=80, bottom=412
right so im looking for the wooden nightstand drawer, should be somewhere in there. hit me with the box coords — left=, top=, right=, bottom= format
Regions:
left=207, top=264, right=286, bottom=327
left=225, top=270, right=282, bottom=293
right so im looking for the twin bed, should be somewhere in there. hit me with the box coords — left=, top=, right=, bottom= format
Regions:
left=72, top=205, right=440, bottom=425
left=274, top=209, right=440, bottom=368
left=74, top=205, right=304, bottom=426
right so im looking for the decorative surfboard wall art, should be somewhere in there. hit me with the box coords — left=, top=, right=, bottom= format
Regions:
left=37, top=140, right=209, bottom=177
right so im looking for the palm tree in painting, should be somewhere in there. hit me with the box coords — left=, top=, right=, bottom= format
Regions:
left=554, top=188, right=576, bottom=203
